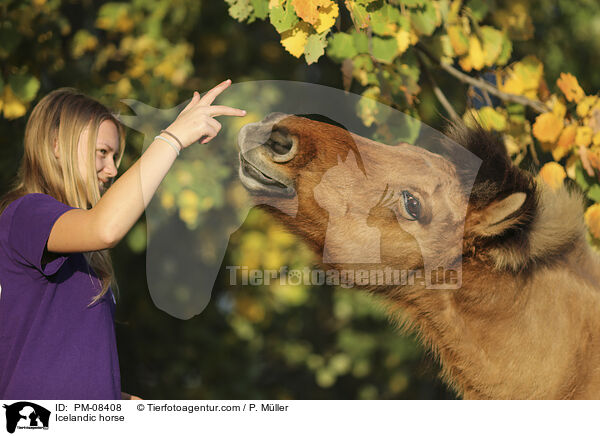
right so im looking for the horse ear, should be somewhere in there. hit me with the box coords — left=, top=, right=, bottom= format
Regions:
left=468, top=192, right=527, bottom=237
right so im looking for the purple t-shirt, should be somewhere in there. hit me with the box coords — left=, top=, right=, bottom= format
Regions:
left=0, top=193, right=121, bottom=400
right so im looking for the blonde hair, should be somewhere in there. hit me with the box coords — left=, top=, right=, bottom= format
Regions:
left=0, top=87, right=126, bottom=304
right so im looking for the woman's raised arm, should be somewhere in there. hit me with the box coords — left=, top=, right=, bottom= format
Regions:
left=47, top=80, right=246, bottom=253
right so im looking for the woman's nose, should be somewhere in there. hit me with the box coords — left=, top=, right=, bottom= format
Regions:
left=104, top=161, right=118, bottom=178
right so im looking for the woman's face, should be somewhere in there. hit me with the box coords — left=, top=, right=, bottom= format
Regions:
left=77, top=119, right=120, bottom=195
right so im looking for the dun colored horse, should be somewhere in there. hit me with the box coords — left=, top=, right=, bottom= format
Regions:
left=237, top=112, right=600, bottom=399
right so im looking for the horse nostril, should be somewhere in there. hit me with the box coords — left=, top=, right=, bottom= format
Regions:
left=265, top=128, right=297, bottom=162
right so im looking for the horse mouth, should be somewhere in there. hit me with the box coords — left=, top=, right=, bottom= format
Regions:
left=238, top=153, right=295, bottom=197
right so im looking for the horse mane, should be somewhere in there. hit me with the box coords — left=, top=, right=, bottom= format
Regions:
left=445, top=123, right=586, bottom=271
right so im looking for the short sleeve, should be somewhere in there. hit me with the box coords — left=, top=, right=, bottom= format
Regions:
left=8, top=193, right=77, bottom=276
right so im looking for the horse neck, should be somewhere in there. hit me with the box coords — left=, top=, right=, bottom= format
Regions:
left=384, top=248, right=600, bottom=399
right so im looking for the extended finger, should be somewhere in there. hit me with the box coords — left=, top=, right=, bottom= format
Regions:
left=206, top=105, right=247, bottom=117
left=181, top=91, right=200, bottom=115
left=198, top=79, right=231, bottom=106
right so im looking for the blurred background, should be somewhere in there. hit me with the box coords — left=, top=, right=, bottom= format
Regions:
left=2, top=0, right=600, bottom=399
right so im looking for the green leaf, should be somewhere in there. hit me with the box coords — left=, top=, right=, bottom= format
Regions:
left=269, top=0, right=299, bottom=33
left=8, top=74, right=40, bottom=103
left=397, top=0, right=425, bottom=6
left=587, top=184, right=600, bottom=203
left=410, top=3, right=437, bottom=36
left=496, top=33, right=512, bottom=65
left=352, top=54, right=378, bottom=86
left=326, top=33, right=357, bottom=62
left=357, top=86, right=381, bottom=127
left=481, top=26, right=503, bottom=67
left=381, top=111, right=421, bottom=144
left=226, top=0, right=253, bottom=22
left=96, top=3, right=132, bottom=31
left=370, top=3, right=402, bottom=36
left=352, top=30, right=369, bottom=54
left=304, top=33, right=327, bottom=65
left=437, top=0, right=450, bottom=23
left=478, top=107, right=507, bottom=131
left=250, top=0, right=269, bottom=20
left=395, top=60, right=421, bottom=99
left=347, top=1, right=370, bottom=29
left=371, top=36, right=399, bottom=64
left=466, top=0, right=491, bottom=22
left=396, top=112, right=422, bottom=143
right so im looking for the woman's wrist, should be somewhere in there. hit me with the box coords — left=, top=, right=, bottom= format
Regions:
left=164, top=124, right=189, bottom=149
left=160, top=129, right=184, bottom=150
left=154, top=134, right=181, bottom=156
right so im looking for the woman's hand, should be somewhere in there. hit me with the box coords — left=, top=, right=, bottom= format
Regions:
left=165, top=79, right=246, bottom=148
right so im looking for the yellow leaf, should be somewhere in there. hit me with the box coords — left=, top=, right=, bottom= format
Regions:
left=467, top=35, right=484, bottom=71
left=313, top=1, right=338, bottom=33
left=409, top=30, right=419, bottom=45
left=1, top=86, right=27, bottom=119
left=280, top=21, right=312, bottom=58
left=395, top=29, right=411, bottom=55
left=292, top=0, right=331, bottom=25
left=593, top=132, right=600, bottom=146
left=493, top=1, right=534, bottom=41
left=557, top=72, right=584, bottom=103
left=358, top=86, right=380, bottom=127
left=116, top=14, right=134, bottom=33
left=539, top=162, right=566, bottom=191
left=447, top=25, right=468, bottom=56
left=552, top=124, right=577, bottom=161
left=458, top=55, right=472, bottom=72
left=532, top=112, right=563, bottom=143
left=473, top=107, right=507, bottom=131
left=549, top=95, right=566, bottom=119
left=575, top=126, right=593, bottom=147
left=576, top=96, right=598, bottom=118
left=585, top=204, right=600, bottom=239
left=497, top=56, right=543, bottom=99
left=269, top=0, right=282, bottom=8
left=565, top=153, right=579, bottom=179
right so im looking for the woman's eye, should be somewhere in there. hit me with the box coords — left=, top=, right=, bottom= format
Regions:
left=402, top=190, right=421, bottom=221
left=97, top=149, right=108, bottom=156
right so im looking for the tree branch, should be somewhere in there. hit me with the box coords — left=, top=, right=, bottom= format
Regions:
left=417, top=51, right=460, bottom=122
left=415, top=43, right=549, bottom=114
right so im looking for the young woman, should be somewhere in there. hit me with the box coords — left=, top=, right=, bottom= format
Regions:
left=0, top=80, right=246, bottom=400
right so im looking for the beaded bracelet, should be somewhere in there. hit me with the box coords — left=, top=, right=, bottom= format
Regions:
left=154, top=135, right=180, bottom=156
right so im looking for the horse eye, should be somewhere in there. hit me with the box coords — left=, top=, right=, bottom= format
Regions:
left=402, top=190, right=421, bottom=221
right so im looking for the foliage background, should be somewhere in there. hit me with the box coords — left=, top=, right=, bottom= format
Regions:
left=1, top=0, right=600, bottom=399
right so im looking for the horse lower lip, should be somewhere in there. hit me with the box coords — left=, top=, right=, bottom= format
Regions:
left=241, top=158, right=287, bottom=189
